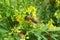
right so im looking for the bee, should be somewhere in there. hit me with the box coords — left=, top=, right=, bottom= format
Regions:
left=18, top=32, right=25, bottom=38
left=25, top=16, right=31, bottom=21
left=25, top=12, right=43, bottom=24
left=18, top=30, right=26, bottom=38
left=13, top=20, right=19, bottom=26
left=25, top=16, right=38, bottom=23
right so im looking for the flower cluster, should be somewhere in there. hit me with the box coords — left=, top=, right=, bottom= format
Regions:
left=24, top=6, right=37, bottom=19
left=46, top=19, right=56, bottom=30
left=54, top=10, right=60, bottom=18
left=56, top=0, right=60, bottom=7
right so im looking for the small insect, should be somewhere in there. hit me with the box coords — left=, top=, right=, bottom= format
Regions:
left=13, top=20, right=19, bottom=26
left=25, top=16, right=31, bottom=21
left=18, top=30, right=26, bottom=38
left=25, top=16, right=38, bottom=23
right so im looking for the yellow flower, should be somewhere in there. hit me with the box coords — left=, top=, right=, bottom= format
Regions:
left=24, top=6, right=37, bottom=19
left=56, top=0, right=60, bottom=7
left=32, top=13, right=36, bottom=19
left=46, top=23, right=56, bottom=30
left=54, top=10, right=60, bottom=18
left=24, top=8, right=28, bottom=14
left=16, top=15, right=21, bottom=22
left=26, top=36, right=29, bottom=39
left=0, top=14, right=2, bottom=19
left=14, top=9, right=22, bottom=23
left=46, top=19, right=56, bottom=30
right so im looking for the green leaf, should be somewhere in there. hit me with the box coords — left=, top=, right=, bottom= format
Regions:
left=0, top=25, right=8, bottom=33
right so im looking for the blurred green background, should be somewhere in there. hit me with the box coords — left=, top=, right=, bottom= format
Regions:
left=0, top=0, right=60, bottom=40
